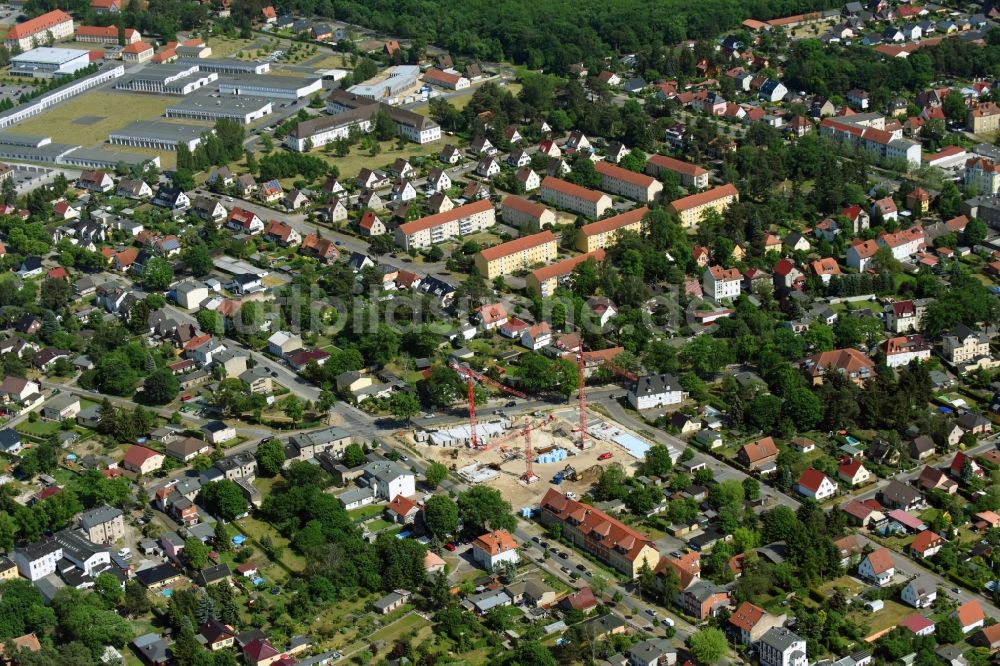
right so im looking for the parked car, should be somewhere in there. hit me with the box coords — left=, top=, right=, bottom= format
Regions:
left=598, top=452, right=613, bottom=460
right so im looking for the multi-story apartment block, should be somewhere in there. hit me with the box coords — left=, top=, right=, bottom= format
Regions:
left=5, top=10, right=74, bottom=50
left=819, top=116, right=921, bottom=167
left=886, top=298, right=930, bottom=333
left=79, top=505, right=125, bottom=544
left=526, top=249, right=606, bottom=297
left=877, top=227, right=924, bottom=261
left=576, top=206, right=648, bottom=252
left=668, top=183, right=739, bottom=228
left=14, top=538, right=62, bottom=581
left=758, top=628, right=807, bottom=666
left=645, top=154, right=709, bottom=188
left=474, top=230, right=558, bottom=279
left=75, top=25, right=141, bottom=43
left=880, top=334, right=931, bottom=368
left=540, top=176, right=612, bottom=219
left=942, top=324, right=993, bottom=369
left=539, top=489, right=659, bottom=578
left=394, top=199, right=496, bottom=250
left=594, top=161, right=663, bottom=202
left=501, top=196, right=556, bottom=232
left=965, top=157, right=1000, bottom=195
left=703, top=265, right=742, bottom=301
left=968, top=102, right=1000, bottom=133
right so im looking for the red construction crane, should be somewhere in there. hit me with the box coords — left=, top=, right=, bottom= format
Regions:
left=449, top=362, right=526, bottom=449
left=485, top=416, right=552, bottom=481
left=573, top=349, right=638, bottom=449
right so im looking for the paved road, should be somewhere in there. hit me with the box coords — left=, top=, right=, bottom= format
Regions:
left=595, top=396, right=801, bottom=510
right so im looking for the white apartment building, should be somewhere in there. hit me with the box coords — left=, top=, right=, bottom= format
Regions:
left=758, top=628, right=807, bottom=666
left=394, top=199, right=496, bottom=250
left=540, top=176, right=612, bottom=219
left=363, top=460, right=415, bottom=500
left=703, top=265, right=742, bottom=300
left=594, top=160, right=663, bottom=202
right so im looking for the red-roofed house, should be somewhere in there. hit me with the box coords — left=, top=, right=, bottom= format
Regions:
left=122, top=445, right=165, bottom=475
left=954, top=600, right=986, bottom=634
left=858, top=547, right=894, bottom=586
left=728, top=601, right=786, bottom=644
left=385, top=495, right=420, bottom=524
left=737, top=437, right=778, bottom=471
left=796, top=468, right=836, bottom=501
left=951, top=451, right=985, bottom=480
left=471, top=530, right=518, bottom=571
left=811, top=257, right=841, bottom=283
left=560, top=587, right=598, bottom=612
left=899, top=614, right=935, bottom=636
left=243, top=639, right=281, bottom=666
left=972, top=622, right=1000, bottom=651
left=655, top=551, right=700, bottom=590
left=910, top=531, right=944, bottom=558
left=838, top=457, right=872, bottom=487
left=474, top=303, right=508, bottom=330
left=263, top=220, right=301, bottom=247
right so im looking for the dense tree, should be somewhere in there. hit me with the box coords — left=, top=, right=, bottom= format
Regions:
left=687, top=628, right=728, bottom=663
left=457, top=486, right=515, bottom=537
left=140, top=368, right=179, bottom=405
left=424, top=494, right=459, bottom=539
left=255, top=438, right=285, bottom=477
left=198, top=481, right=249, bottom=521
left=424, top=462, right=448, bottom=490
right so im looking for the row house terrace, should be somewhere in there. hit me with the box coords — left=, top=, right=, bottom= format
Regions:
left=539, top=488, right=659, bottom=578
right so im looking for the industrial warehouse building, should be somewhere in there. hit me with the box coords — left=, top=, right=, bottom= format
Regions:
left=115, top=63, right=217, bottom=95
left=217, top=74, right=322, bottom=100
left=109, top=120, right=209, bottom=151
left=166, top=94, right=273, bottom=124
left=10, top=47, right=91, bottom=78
left=347, top=64, right=420, bottom=101
left=177, top=58, right=269, bottom=75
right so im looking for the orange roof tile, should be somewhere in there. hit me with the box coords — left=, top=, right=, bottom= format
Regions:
left=669, top=183, right=739, bottom=212
left=541, top=176, right=607, bottom=203
left=398, top=199, right=493, bottom=235
left=580, top=206, right=648, bottom=238
left=478, top=230, right=555, bottom=262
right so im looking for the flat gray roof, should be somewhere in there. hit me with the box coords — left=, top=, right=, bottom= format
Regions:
left=12, top=47, right=89, bottom=65
left=60, top=147, right=158, bottom=167
left=219, top=74, right=320, bottom=90
left=110, top=120, right=211, bottom=143
left=0, top=142, right=78, bottom=161
left=167, top=94, right=272, bottom=114
left=0, top=132, right=50, bottom=147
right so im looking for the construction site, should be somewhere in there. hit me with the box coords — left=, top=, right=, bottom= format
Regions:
left=393, top=361, right=668, bottom=508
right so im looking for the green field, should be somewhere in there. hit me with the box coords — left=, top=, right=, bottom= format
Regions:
left=18, top=420, right=62, bottom=437
left=306, top=138, right=449, bottom=181
left=15, top=91, right=197, bottom=169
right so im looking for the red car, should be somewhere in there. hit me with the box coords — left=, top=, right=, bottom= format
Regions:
left=181, top=395, right=192, bottom=402
left=598, top=452, right=613, bottom=460
left=444, top=542, right=456, bottom=551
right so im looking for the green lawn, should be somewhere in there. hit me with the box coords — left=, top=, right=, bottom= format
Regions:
left=365, top=518, right=394, bottom=532
left=233, top=515, right=307, bottom=572
left=17, top=420, right=62, bottom=437
left=849, top=599, right=916, bottom=641
left=347, top=504, right=385, bottom=521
